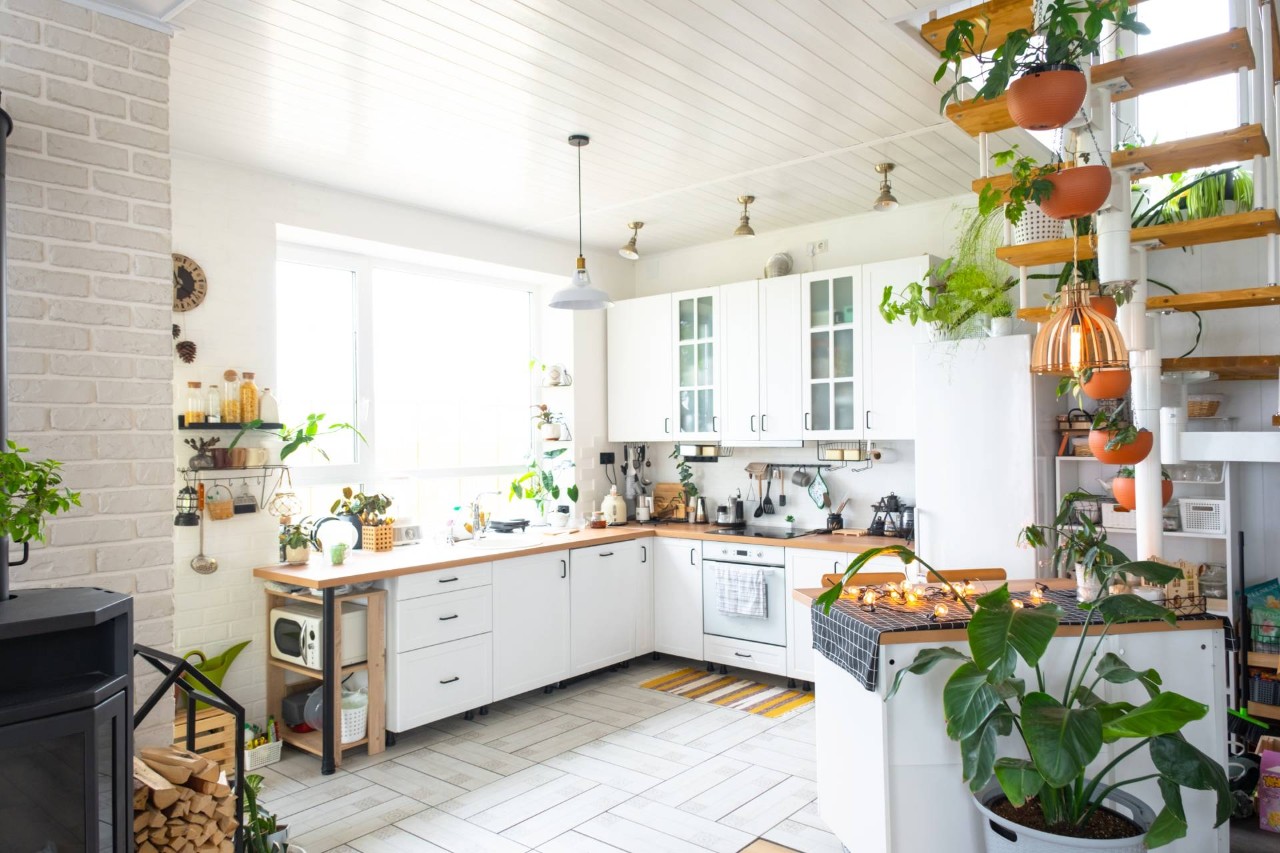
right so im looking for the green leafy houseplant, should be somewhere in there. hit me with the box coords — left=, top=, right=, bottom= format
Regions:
left=230, top=413, right=366, bottom=462
left=279, top=523, right=310, bottom=551
left=0, top=441, right=80, bottom=545
left=669, top=448, right=698, bottom=502
left=979, top=146, right=1058, bottom=226
left=243, top=772, right=288, bottom=852
left=880, top=257, right=1017, bottom=339
left=934, top=0, right=1147, bottom=112
left=510, top=447, right=578, bottom=516
left=330, top=487, right=393, bottom=525
left=816, top=542, right=1229, bottom=847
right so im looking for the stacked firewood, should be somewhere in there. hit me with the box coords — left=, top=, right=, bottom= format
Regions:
left=132, top=746, right=237, bottom=853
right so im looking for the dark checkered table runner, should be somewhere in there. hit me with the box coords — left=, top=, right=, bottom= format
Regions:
left=811, top=587, right=1235, bottom=692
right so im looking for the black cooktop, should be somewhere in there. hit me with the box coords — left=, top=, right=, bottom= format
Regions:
left=710, top=527, right=816, bottom=540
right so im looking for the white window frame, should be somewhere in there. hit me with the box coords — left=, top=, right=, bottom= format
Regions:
left=276, top=243, right=540, bottom=490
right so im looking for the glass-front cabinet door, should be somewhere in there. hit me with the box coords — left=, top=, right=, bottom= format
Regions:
left=801, top=267, right=862, bottom=439
left=672, top=287, right=720, bottom=441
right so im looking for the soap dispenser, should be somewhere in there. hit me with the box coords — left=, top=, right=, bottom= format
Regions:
left=601, top=485, right=626, bottom=525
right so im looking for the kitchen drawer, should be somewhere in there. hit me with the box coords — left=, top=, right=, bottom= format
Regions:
left=391, top=586, right=491, bottom=654
left=704, top=634, right=787, bottom=677
left=392, top=562, right=491, bottom=601
left=387, top=633, right=492, bottom=732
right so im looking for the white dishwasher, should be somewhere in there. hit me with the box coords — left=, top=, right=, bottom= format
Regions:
left=702, top=543, right=788, bottom=675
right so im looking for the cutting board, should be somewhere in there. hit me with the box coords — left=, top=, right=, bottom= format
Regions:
left=652, top=483, right=685, bottom=519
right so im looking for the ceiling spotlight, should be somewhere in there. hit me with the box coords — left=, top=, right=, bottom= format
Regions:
left=549, top=134, right=614, bottom=311
left=733, top=195, right=756, bottom=237
left=619, top=221, right=643, bottom=260
left=873, top=163, right=899, bottom=212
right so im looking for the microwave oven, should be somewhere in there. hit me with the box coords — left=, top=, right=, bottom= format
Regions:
left=269, top=603, right=368, bottom=670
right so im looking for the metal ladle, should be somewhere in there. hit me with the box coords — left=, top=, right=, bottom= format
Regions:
left=191, top=507, right=217, bottom=574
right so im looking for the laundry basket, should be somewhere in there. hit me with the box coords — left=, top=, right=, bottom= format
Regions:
left=1178, top=498, right=1226, bottom=535
left=341, top=688, right=369, bottom=744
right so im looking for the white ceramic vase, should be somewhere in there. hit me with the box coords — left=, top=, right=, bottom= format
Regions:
left=539, top=422, right=562, bottom=441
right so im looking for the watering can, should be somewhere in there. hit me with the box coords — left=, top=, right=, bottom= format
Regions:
left=181, top=640, right=250, bottom=710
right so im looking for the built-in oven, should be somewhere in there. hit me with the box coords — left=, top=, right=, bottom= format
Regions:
left=701, top=542, right=787, bottom=647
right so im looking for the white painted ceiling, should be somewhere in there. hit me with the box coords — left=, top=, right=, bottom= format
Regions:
left=164, top=0, right=1025, bottom=254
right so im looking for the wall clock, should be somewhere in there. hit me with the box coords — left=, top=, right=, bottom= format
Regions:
left=173, top=253, right=208, bottom=312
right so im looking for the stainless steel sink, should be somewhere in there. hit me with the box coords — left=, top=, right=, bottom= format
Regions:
left=468, top=535, right=539, bottom=551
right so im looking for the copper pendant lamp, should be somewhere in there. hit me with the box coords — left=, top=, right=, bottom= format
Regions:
left=1030, top=278, right=1128, bottom=376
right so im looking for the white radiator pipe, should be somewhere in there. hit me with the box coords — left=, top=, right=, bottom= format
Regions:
left=1251, top=2, right=1269, bottom=209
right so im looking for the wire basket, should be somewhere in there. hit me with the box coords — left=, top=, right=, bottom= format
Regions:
left=1249, top=672, right=1280, bottom=705
left=243, top=739, right=282, bottom=771
left=1187, top=394, right=1224, bottom=418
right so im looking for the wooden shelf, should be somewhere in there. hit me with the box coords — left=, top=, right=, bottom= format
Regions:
left=997, top=209, right=1280, bottom=266
left=1113, top=124, right=1269, bottom=179
left=279, top=726, right=368, bottom=757
left=1018, top=285, right=1280, bottom=322
left=1248, top=701, right=1280, bottom=722
left=266, top=657, right=368, bottom=680
left=1249, top=651, right=1280, bottom=670
left=177, top=419, right=283, bottom=430
left=1093, top=28, right=1254, bottom=101
left=920, top=0, right=1146, bottom=57
left=947, top=27, right=1249, bottom=136
left=1162, top=355, right=1280, bottom=381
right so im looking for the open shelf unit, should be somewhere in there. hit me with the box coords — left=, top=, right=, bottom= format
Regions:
left=1161, top=355, right=1280, bottom=381
left=1247, top=700, right=1280, bottom=722
left=1248, top=651, right=1280, bottom=670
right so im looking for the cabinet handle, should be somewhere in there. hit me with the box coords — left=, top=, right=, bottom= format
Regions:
left=690, top=548, right=697, bottom=566
left=834, top=560, right=840, bottom=572
left=712, top=416, right=718, bottom=432
left=664, top=417, right=670, bottom=435
left=438, top=576, right=459, bottom=584
left=439, top=614, right=459, bottom=621
left=561, top=559, right=567, bottom=579
left=439, top=676, right=460, bottom=684
left=804, top=412, right=811, bottom=430
left=641, top=545, right=647, bottom=563
left=599, top=551, right=614, bottom=557
left=865, top=410, right=871, bottom=431
left=734, top=652, right=753, bottom=658
left=750, top=414, right=756, bottom=433
left=761, top=414, right=767, bottom=432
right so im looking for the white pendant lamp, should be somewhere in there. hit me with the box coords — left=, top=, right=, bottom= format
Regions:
left=550, top=134, right=614, bottom=311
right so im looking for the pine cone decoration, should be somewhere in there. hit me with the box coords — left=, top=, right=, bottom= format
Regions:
left=172, top=323, right=181, bottom=339
left=176, top=339, right=197, bottom=363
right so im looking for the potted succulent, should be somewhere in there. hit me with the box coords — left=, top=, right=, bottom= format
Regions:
left=784, top=514, right=796, bottom=533
left=279, top=524, right=311, bottom=565
left=1089, top=401, right=1153, bottom=465
left=988, top=296, right=1015, bottom=337
left=935, top=0, right=1148, bottom=131
left=531, top=403, right=566, bottom=441
left=510, top=447, right=578, bottom=519
left=1111, top=466, right=1174, bottom=510
left=818, top=536, right=1229, bottom=850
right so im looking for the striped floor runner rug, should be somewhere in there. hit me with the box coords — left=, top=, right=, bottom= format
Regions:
left=639, top=668, right=814, bottom=718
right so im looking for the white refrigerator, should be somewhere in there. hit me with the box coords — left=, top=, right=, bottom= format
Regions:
left=912, top=334, right=1058, bottom=579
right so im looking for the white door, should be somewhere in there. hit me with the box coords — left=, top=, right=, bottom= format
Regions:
left=570, top=540, right=639, bottom=675
left=635, top=541, right=655, bottom=656
left=719, top=279, right=762, bottom=445
left=492, top=551, right=571, bottom=701
left=759, top=274, right=803, bottom=443
left=672, top=287, right=721, bottom=441
left=801, top=267, right=863, bottom=439
left=863, top=257, right=932, bottom=442
left=786, top=549, right=851, bottom=681
left=653, top=538, right=704, bottom=660
left=608, top=294, right=673, bottom=441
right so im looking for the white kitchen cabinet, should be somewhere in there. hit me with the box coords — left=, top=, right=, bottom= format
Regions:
left=387, top=634, right=492, bottom=732
left=721, top=275, right=802, bottom=446
left=492, top=551, right=571, bottom=701
left=635, top=541, right=655, bottom=656
left=607, top=293, right=672, bottom=442
left=862, top=257, right=931, bottom=441
left=570, top=539, right=639, bottom=675
left=802, top=267, right=863, bottom=439
left=653, top=538, right=703, bottom=660
left=672, top=287, right=721, bottom=441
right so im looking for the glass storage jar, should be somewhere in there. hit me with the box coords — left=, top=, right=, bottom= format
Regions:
left=205, top=384, right=222, bottom=423
left=239, top=371, right=260, bottom=422
left=221, top=370, right=241, bottom=423
left=184, top=382, right=205, bottom=424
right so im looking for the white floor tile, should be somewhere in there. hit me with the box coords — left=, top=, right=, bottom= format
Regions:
left=723, top=739, right=817, bottom=781
left=394, top=747, right=506, bottom=791
left=788, top=801, right=828, bottom=831
left=437, top=706, right=566, bottom=744
left=599, top=730, right=715, bottom=767
left=641, top=755, right=751, bottom=808
left=684, top=712, right=781, bottom=754
left=396, top=808, right=532, bottom=853
left=340, top=726, right=456, bottom=772
left=536, top=830, right=629, bottom=852
left=437, top=765, right=566, bottom=819
left=469, top=774, right=598, bottom=833
left=513, top=721, right=619, bottom=763
left=349, top=825, right=453, bottom=852
left=625, top=701, right=719, bottom=737
left=677, top=765, right=788, bottom=821
left=717, top=776, right=817, bottom=837
left=290, top=794, right=425, bottom=851
left=574, top=812, right=708, bottom=853
left=541, top=695, right=650, bottom=728
left=268, top=773, right=374, bottom=820
left=608, top=797, right=755, bottom=853
left=654, top=707, right=751, bottom=746
left=485, top=715, right=595, bottom=753
left=355, top=760, right=469, bottom=806
left=501, top=783, right=633, bottom=848
left=569, top=739, right=692, bottom=780
left=762, top=817, right=844, bottom=853
left=430, top=737, right=538, bottom=776
left=542, top=751, right=663, bottom=795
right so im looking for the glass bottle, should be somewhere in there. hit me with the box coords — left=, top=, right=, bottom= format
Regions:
left=239, top=371, right=260, bottom=422
left=184, top=381, right=205, bottom=424
left=221, top=370, right=241, bottom=423
left=259, top=387, right=280, bottom=424
left=205, top=384, right=222, bottom=424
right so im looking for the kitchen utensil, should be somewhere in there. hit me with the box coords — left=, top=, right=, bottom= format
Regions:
left=191, top=508, right=217, bottom=575
left=753, top=493, right=765, bottom=518
left=777, top=469, right=786, bottom=507
left=762, top=473, right=775, bottom=514
left=808, top=468, right=830, bottom=509
left=693, top=496, right=707, bottom=523
left=792, top=467, right=814, bottom=487
left=835, top=498, right=850, bottom=515
left=640, top=446, right=653, bottom=486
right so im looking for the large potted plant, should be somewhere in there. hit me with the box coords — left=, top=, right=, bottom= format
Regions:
left=935, top=0, right=1148, bottom=131
left=817, top=539, right=1230, bottom=850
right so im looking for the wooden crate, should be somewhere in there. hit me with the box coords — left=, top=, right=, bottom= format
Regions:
left=172, top=707, right=237, bottom=773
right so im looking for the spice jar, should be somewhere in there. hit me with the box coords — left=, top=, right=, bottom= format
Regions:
left=184, top=382, right=205, bottom=424
left=205, top=384, right=222, bottom=424
left=239, top=371, right=260, bottom=422
left=221, top=370, right=241, bottom=423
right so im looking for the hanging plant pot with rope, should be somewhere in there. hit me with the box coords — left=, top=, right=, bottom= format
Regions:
left=1007, top=63, right=1088, bottom=131
left=1111, top=466, right=1173, bottom=510
left=1079, top=366, right=1131, bottom=399
left=1040, top=163, right=1113, bottom=220
left=1088, top=401, right=1153, bottom=465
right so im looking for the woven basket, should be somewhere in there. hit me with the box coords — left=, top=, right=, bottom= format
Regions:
left=363, top=524, right=394, bottom=552
left=1187, top=394, right=1224, bottom=418
left=206, top=485, right=234, bottom=520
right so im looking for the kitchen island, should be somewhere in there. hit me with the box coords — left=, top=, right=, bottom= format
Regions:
left=795, top=582, right=1230, bottom=853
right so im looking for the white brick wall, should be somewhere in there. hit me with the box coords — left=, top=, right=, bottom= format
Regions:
left=2, top=0, right=173, bottom=740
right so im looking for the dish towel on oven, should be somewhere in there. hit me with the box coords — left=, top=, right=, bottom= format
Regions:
left=716, top=564, right=767, bottom=618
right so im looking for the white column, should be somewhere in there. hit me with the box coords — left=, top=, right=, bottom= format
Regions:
left=1251, top=1, right=1269, bottom=210
left=1128, top=249, right=1163, bottom=559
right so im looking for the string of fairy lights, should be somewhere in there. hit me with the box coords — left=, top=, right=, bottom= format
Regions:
left=837, top=579, right=1053, bottom=622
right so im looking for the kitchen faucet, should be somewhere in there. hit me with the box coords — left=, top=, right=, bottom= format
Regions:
left=471, top=491, right=501, bottom=538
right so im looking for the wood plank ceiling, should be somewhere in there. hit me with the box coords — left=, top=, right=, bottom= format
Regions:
left=168, top=0, right=1021, bottom=253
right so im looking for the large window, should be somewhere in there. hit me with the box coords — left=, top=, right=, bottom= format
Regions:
left=275, top=248, right=535, bottom=525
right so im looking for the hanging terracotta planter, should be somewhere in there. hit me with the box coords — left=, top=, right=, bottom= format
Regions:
left=1041, top=165, right=1112, bottom=220
left=1089, top=294, right=1118, bottom=320
left=1111, top=476, right=1173, bottom=511
left=1081, top=367, right=1131, bottom=400
left=1006, top=64, right=1088, bottom=131
left=1089, top=428, right=1153, bottom=465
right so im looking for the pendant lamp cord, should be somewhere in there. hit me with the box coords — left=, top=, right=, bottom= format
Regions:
left=577, top=142, right=583, bottom=257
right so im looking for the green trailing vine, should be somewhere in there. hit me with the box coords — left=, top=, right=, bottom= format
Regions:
left=669, top=448, right=698, bottom=502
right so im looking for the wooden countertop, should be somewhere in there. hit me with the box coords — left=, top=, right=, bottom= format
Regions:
left=252, top=523, right=909, bottom=589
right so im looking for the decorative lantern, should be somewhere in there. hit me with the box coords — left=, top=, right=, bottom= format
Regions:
left=175, top=486, right=199, bottom=527
left=267, top=490, right=302, bottom=523
left=1030, top=278, right=1128, bottom=376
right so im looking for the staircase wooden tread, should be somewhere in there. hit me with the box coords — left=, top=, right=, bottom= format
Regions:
left=1112, top=124, right=1269, bottom=179
left=920, top=0, right=1146, bottom=57
left=996, top=209, right=1280, bottom=267
left=1017, top=285, right=1280, bottom=322
left=1162, top=355, right=1280, bottom=381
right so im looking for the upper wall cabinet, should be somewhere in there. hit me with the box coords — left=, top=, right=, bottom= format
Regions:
left=672, top=288, right=722, bottom=442
left=607, top=293, right=673, bottom=442
left=720, top=275, right=802, bottom=446
left=863, top=256, right=931, bottom=442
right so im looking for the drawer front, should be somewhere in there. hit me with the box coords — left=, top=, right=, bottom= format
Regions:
left=393, top=586, right=492, bottom=654
left=393, top=561, right=491, bottom=601
left=703, top=634, right=787, bottom=677
left=387, top=634, right=492, bottom=732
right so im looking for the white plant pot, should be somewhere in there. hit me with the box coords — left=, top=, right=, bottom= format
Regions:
left=1014, top=203, right=1068, bottom=245
left=284, top=545, right=310, bottom=565
left=973, top=778, right=1154, bottom=852
left=539, top=422, right=562, bottom=441
left=990, top=317, right=1014, bottom=337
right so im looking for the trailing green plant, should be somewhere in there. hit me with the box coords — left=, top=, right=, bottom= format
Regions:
left=509, top=447, right=578, bottom=515
left=0, top=441, right=80, bottom=544
left=1092, top=400, right=1140, bottom=451
left=243, top=772, right=285, bottom=853
left=880, top=257, right=1017, bottom=338
left=979, top=146, right=1060, bottom=225
left=279, top=523, right=310, bottom=551
left=816, top=538, right=1229, bottom=846
left=669, top=448, right=698, bottom=501
left=1114, top=465, right=1171, bottom=481
left=934, top=0, right=1148, bottom=113
left=230, top=413, right=366, bottom=462
left=331, top=488, right=394, bottom=526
